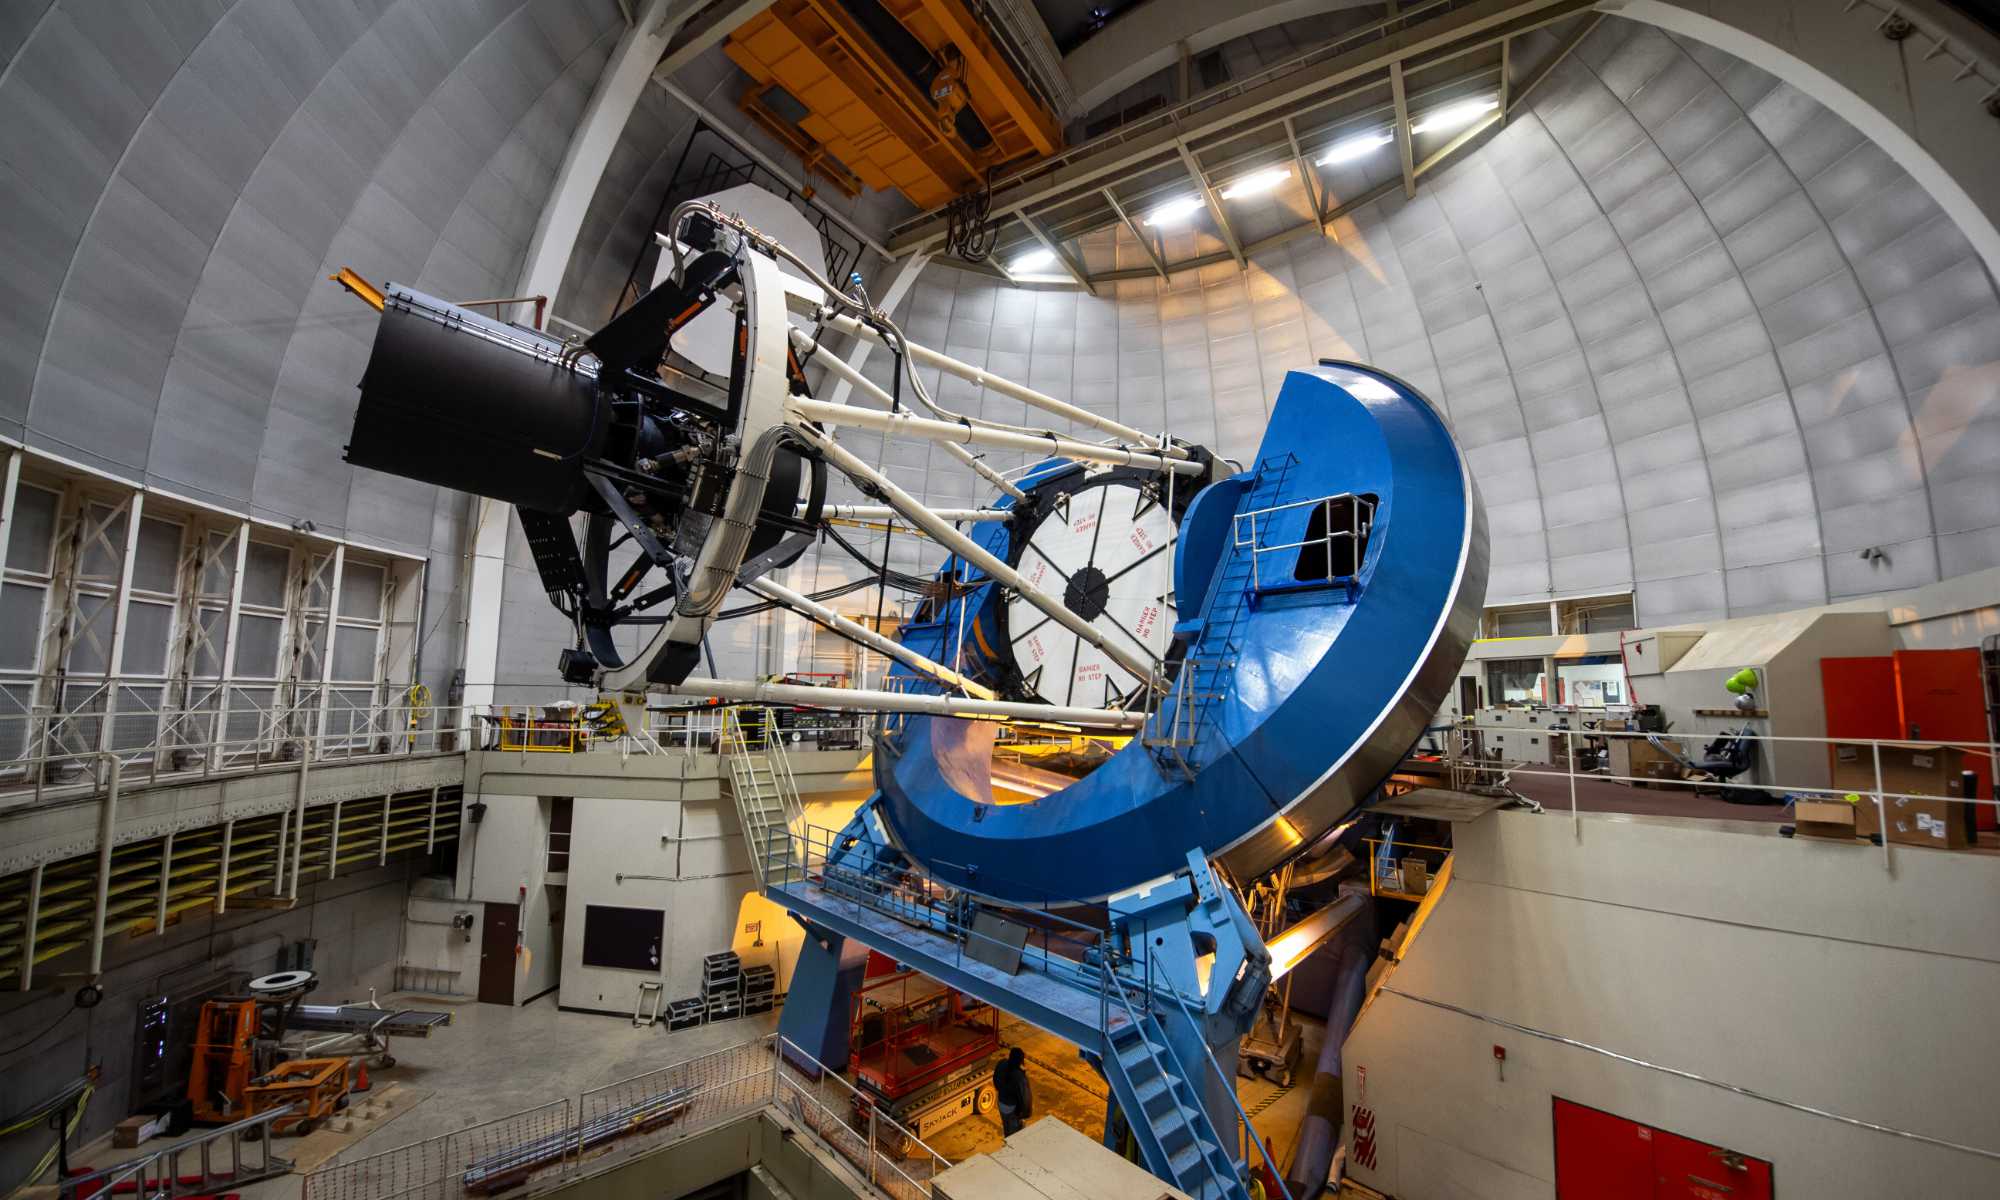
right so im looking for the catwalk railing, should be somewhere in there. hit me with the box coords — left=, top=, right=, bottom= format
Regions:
left=0, top=699, right=463, bottom=808
left=298, top=1034, right=947, bottom=1200
left=1446, top=725, right=1996, bottom=870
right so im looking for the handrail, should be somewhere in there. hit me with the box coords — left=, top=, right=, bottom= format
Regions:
left=1144, top=967, right=1293, bottom=1200
left=60, top=1103, right=296, bottom=1200
left=303, top=1033, right=935, bottom=1200
left=0, top=703, right=464, bottom=809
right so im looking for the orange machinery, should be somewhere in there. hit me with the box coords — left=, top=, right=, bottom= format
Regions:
left=188, top=1000, right=276, bottom=1125
left=188, top=997, right=350, bottom=1131
left=725, top=0, right=1062, bottom=208
left=244, top=1058, right=350, bottom=1135
left=848, top=972, right=1005, bottom=1152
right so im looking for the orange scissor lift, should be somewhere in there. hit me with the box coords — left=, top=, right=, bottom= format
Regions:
left=848, top=971, right=1006, bottom=1154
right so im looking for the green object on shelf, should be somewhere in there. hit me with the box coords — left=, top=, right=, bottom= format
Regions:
left=1724, top=668, right=1759, bottom=695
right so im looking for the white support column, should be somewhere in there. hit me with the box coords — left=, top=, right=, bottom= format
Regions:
left=459, top=497, right=511, bottom=715
left=211, top=522, right=249, bottom=768
left=427, top=785, right=440, bottom=853
left=513, top=0, right=689, bottom=316
left=0, top=450, right=22, bottom=580
left=823, top=252, right=931, bottom=409
left=271, top=809, right=289, bottom=896
left=379, top=792, right=391, bottom=866
left=315, top=544, right=346, bottom=755
left=212, top=823, right=229, bottom=914
left=159, top=830, right=177, bottom=931
left=462, top=3, right=692, bottom=722
left=327, top=799, right=344, bottom=881
left=95, top=493, right=145, bottom=758
left=288, top=758, right=309, bottom=900
left=20, top=862, right=42, bottom=990
left=89, top=758, right=121, bottom=975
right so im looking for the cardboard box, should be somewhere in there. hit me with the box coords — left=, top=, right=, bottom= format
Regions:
left=1793, top=798, right=1876, bottom=841
left=1608, top=736, right=1682, bottom=784
left=1830, top=744, right=1974, bottom=849
left=114, top=1113, right=167, bottom=1147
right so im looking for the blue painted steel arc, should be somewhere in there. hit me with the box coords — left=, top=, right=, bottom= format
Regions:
left=874, top=363, right=1487, bottom=904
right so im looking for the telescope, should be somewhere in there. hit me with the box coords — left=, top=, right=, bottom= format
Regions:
left=345, top=234, right=826, bottom=689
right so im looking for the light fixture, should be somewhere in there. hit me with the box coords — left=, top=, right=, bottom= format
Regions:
left=1010, top=247, right=1056, bottom=274
left=1411, top=97, right=1499, bottom=135
left=1317, top=132, right=1392, bottom=165
left=1219, top=167, right=1288, bottom=199
left=1144, top=195, right=1205, bottom=226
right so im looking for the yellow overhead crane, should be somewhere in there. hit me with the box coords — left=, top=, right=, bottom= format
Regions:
left=724, top=0, right=1062, bottom=209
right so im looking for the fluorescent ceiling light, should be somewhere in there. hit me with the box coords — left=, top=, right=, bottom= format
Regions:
left=1317, top=132, right=1392, bottom=165
left=1219, top=167, right=1288, bottom=199
left=1011, top=247, right=1056, bottom=274
left=1411, top=97, right=1498, bottom=135
left=1144, top=195, right=1205, bottom=226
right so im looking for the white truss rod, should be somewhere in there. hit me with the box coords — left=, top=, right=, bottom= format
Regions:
left=743, top=575, right=998, bottom=700
left=813, top=504, right=1011, bottom=523
left=788, top=421, right=1162, bottom=686
left=819, top=314, right=1181, bottom=455
left=792, top=397, right=1204, bottom=476
left=793, top=327, right=1031, bottom=501
left=657, top=676, right=1145, bottom=730
left=941, top=441, right=1031, bottom=502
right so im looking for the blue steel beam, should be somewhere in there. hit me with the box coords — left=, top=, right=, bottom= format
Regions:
left=769, top=875, right=1132, bottom=1050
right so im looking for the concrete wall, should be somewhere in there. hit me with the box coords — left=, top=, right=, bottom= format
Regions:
left=403, top=880, right=479, bottom=996
left=454, top=750, right=870, bottom=1013
left=447, top=791, right=558, bottom=1004
left=1341, top=808, right=2000, bottom=1197
left=0, top=861, right=417, bottom=1178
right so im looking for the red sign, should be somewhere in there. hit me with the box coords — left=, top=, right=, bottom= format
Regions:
left=1351, top=1105, right=1378, bottom=1170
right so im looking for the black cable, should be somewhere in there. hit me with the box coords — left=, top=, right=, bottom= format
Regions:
left=0, top=1006, right=76, bottom=1061
left=715, top=577, right=885, bottom=621
left=873, top=518, right=894, bottom=641
left=821, top=523, right=930, bottom=590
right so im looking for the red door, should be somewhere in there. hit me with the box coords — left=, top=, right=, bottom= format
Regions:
left=1554, top=1099, right=1773, bottom=1200
left=1820, top=657, right=1899, bottom=742
left=1820, top=656, right=1898, bottom=783
left=1893, top=648, right=1993, bottom=827
left=1554, top=1098, right=1653, bottom=1197
left=1653, top=1127, right=1775, bottom=1200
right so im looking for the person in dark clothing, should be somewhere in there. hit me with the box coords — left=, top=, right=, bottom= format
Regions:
left=992, top=1046, right=1032, bottom=1136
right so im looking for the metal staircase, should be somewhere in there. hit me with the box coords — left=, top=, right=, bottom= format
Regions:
left=720, top=707, right=805, bottom=888
left=1100, top=982, right=1249, bottom=1200
left=1149, top=454, right=1298, bottom=777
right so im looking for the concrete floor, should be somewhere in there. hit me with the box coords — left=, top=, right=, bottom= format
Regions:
left=82, top=994, right=780, bottom=1200
left=89, top=992, right=1327, bottom=1198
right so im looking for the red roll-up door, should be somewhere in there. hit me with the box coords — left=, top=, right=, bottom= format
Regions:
left=1554, top=1098, right=1773, bottom=1200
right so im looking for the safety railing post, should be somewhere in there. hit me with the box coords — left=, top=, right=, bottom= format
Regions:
left=88, top=755, right=120, bottom=975
left=1568, top=728, right=1579, bottom=840
left=1873, top=740, right=1892, bottom=874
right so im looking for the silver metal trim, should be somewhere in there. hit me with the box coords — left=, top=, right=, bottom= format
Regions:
left=1380, top=985, right=2000, bottom=1163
